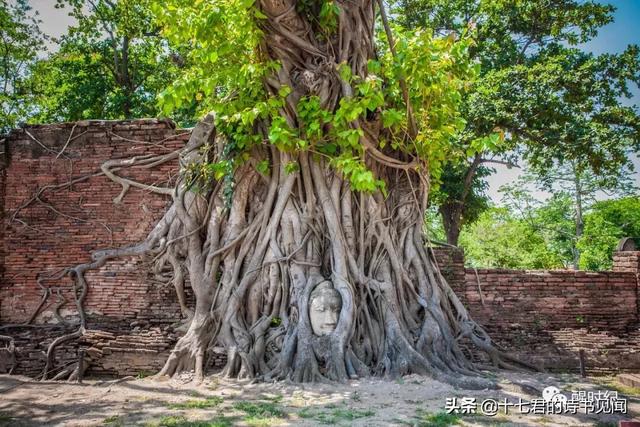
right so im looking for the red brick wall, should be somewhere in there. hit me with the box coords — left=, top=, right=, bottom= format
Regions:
left=1, top=121, right=639, bottom=375
left=1, top=119, right=190, bottom=325
left=431, top=248, right=640, bottom=372
left=466, top=267, right=640, bottom=372
left=461, top=268, right=638, bottom=331
left=613, top=251, right=640, bottom=273
left=0, top=135, right=6, bottom=284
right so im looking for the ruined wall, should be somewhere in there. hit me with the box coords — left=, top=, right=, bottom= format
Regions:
left=1, top=119, right=190, bottom=324
left=0, top=120, right=191, bottom=376
left=460, top=268, right=637, bottom=331
left=613, top=251, right=640, bottom=273
left=1, top=121, right=639, bottom=377
left=435, top=247, right=640, bottom=373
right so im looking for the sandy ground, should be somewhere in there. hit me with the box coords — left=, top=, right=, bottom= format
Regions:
left=0, top=371, right=638, bottom=426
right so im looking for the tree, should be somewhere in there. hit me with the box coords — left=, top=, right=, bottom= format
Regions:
left=578, top=197, right=640, bottom=270
left=392, top=0, right=640, bottom=246
left=459, top=207, right=565, bottom=269
left=0, top=0, right=46, bottom=133
left=26, top=0, right=191, bottom=123
left=41, top=0, right=529, bottom=386
left=432, top=161, right=491, bottom=245
left=460, top=193, right=640, bottom=271
left=503, top=165, right=637, bottom=268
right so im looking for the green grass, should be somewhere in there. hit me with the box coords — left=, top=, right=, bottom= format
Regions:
left=395, top=410, right=510, bottom=427
left=232, top=400, right=286, bottom=426
left=461, top=413, right=511, bottom=426
left=298, top=406, right=375, bottom=424
left=145, top=415, right=234, bottom=427
left=168, top=396, right=224, bottom=409
left=415, top=411, right=461, bottom=427
left=103, top=415, right=124, bottom=426
left=597, top=379, right=640, bottom=397
left=136, top=370, right=154, bottom=379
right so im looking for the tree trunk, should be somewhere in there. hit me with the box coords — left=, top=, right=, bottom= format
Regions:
left=573, top=165, right=584, bottom=269
left=439, top=202, right=463, bottom=246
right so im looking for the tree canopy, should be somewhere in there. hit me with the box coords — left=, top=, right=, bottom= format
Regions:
left=25, top=0, right=189, bottom=123
left=460, top=193, right=640, bottom=271
left=393, top=0, right=640, bottom=245
left=0, top=0, right=46, bottom=133
left=152, top=0, right=481, bottom=192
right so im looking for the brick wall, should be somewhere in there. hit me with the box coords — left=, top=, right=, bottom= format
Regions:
left=438, top=246, right=640, bottom=372
left=0, top=120, right=193, bottom=376
left=613, top=251, right=640, bottom=273
left=1, top=121, right=639, bottom=377
left=462, top=268, right=638, bottom=331
left=1, top=119, right=189, bottom=325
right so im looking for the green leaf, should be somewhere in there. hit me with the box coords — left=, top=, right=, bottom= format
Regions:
left=284, top=161, right=299, bottom=174
left=337, top=62, right=352, bottom=82
left=254, top=9, right=268, bottom=19
left=256, top=159, right=269, bottom=174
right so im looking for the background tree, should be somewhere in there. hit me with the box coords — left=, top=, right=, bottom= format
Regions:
left=578, top=197, right=640, bottom=270
left=502, top=166, right=637, bottom=268
left=0, top=0, right=46, bottom=133
left=392, top=0, right=640, bottom=245
left=459, top=207, right=565, bottom=269
left=26, top=0, right=192, bottom=123
left=460, top=186, right=640, bottom=270
left=431, top=161, right=492, bottom=245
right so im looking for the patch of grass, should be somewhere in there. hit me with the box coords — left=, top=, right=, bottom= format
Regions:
left=414, top=411, right=461, bottom=427
left=203, top=417, right=235, bottom=427
left=244, top=417, right=283, bottom=427
left=233, top=401, right=286, bottom=426
left=146, top=415, right=234, bottom=427
left=136, top=370, right=153, bottom=379
left=233, top=401, right=285, bottom=418
left=599, top=380, right=640, bottom=397
left=532, top=416, right=553, bottom=425
left=103, top=415, right=123, bottom=426
left=168, top=396, right=224, bottom=409
left=298, top=406, right=375, bottom=424
left=461, top=413, right=511, bottom=426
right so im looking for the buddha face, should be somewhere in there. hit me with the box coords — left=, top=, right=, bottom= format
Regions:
left=309, top=282, right=341, bottom=336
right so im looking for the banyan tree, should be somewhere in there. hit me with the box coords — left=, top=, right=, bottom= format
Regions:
left=48, top=0, right=530, bottom=387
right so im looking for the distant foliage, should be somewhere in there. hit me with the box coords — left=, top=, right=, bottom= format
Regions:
left=0, top=0, right=46, bottom=133
left=460, top=196, right=640, bottom=271
left=394, top=0, right=640, bottom=245
left=26, top=0, right=188, bottom=124
left=459, top=207, right=565, bottom=269
left=578, top=197, right=640, bottom=270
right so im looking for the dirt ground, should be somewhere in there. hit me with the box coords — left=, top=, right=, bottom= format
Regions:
left=0, top=371, right=638, bottom=426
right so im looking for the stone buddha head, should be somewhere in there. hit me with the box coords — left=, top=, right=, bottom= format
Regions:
left=308, top=281, right=341, bottom=336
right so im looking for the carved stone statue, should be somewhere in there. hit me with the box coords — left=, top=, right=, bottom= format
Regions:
left=308, top=281, right=341, bottom=336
